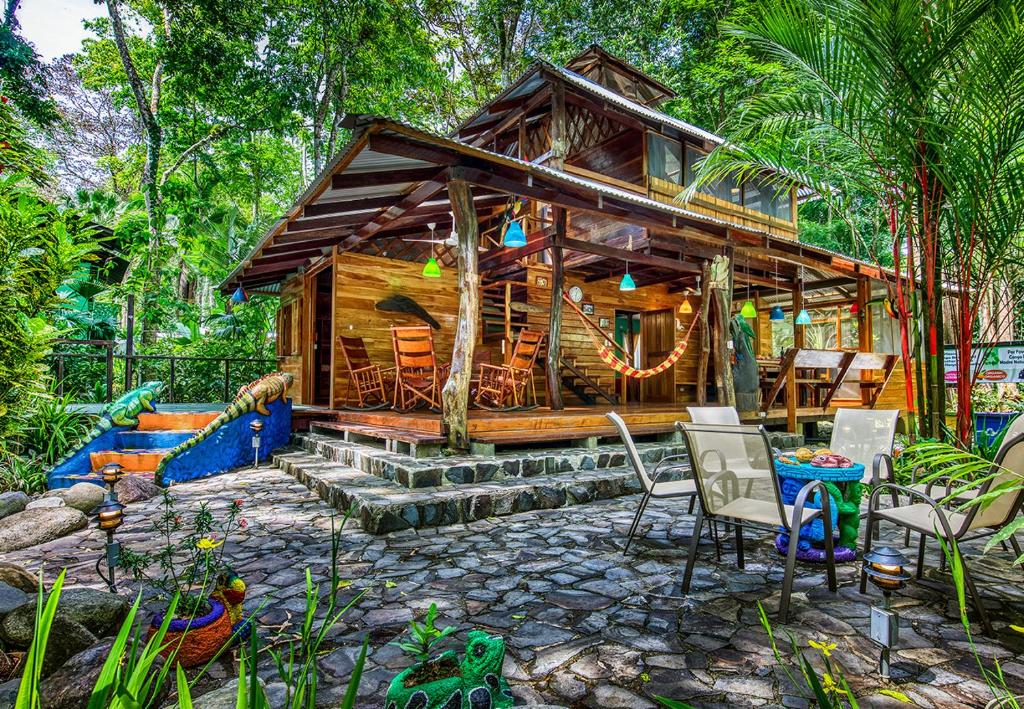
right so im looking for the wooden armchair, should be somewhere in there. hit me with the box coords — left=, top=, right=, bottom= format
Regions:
left=391, top=326, right=449, bottom=412
left=338, top=334, right=393, bottom=410
left=474, top=329, right=544, bottom=410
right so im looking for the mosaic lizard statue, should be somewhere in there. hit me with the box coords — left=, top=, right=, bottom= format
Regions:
left=154, top=372, right=293, bottom=476
left=50, top=381, right=163, bottom=470
left=386, top=630, right=514, bottom=709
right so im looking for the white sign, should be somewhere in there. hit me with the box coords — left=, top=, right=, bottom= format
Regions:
left=944, top=344, right=1024, bottom=384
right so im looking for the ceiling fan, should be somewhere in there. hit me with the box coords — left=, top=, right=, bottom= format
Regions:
left=401, top=218, right=488, bottom=251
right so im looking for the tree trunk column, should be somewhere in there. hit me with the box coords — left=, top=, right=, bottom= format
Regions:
left=442, top=177, right=480, bottom=450
left=710, top=254, right=736, bottom=408
left=545, top=208, right=566, bottom=411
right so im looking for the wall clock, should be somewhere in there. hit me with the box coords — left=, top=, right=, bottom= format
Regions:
left=568, top=286, right=584, bottom=303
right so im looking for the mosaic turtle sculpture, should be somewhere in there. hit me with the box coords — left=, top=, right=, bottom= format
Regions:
left=385, top=630, right=514, bottom=709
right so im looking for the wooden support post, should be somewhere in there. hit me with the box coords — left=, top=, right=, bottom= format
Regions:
left=785, top=354, right=798, bottom=432
left=857, top=278, right=872, bottom=405
left=710, top=254, right=736, bottom=408
left=550, top=82, right=566, bottom=170
left=793, top=278, right=806, bottom=349
left=124, top=294, right=135, bottom=391
left=696, top=259, right=712, bottom=406
left=441, top=177, right=480, bottom=450
left=545, top=208, right=566, bottom=411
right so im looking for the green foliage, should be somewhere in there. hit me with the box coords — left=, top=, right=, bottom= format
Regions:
left=0, top=9, right=59, bottom=129
left=118, top=491, right=248, bottom=618
left=18, top=391, right=91, bottom=467
left=394, top=602, right=458, bottom=665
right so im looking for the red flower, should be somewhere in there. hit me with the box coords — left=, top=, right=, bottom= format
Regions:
left=1, top=96, right=8, bottom=104
left=233, top=499, right=244, bottom=508
left=239, top=518, right=248, bottom=528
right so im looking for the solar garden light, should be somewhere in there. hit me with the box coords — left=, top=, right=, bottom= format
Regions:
left=100, top=462, right=125, bottom=492
left=863, top=545, right=911, bottom=679
left=92, top=496, right=126, bottom=593
left=250, top=419, right=265, bottom=469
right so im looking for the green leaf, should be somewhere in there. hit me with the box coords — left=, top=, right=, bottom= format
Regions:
left=652, top=697, right=697, bottom=709
left=340, top=636, right=368, bottom=709
left=878, top=689, right=913, bottom=703
left=16, top=569, right=66, bottom=709
left=176, top=664, right=194, bottom=709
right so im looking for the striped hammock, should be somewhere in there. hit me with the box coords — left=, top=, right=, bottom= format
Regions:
left=562, top=293, right=703, bottom=379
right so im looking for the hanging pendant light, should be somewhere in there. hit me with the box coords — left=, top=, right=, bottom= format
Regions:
left=795, top=308, right=812, bottom=325
left=850, top=302, right=860, bottom=315
left=740, top=300, right=757, bottom=318
left=794, top=250, right=810, bottom=325
left=503, top=219, right=527, bottom=248
left=620, top=233, right=636, bottom=291
left=230, top=286, right=249, bottom=304
left=679, top=299, right=693, bottom=314
left=769, top=305, right=785, bottom=321
left=422, top=223, right=442, bottom=278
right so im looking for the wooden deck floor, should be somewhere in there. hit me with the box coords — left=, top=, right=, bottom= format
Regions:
left=315, top=403, right=845, bottom=446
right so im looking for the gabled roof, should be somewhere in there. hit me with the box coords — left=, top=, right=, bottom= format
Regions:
left=564, top=45, right=677, bottom=107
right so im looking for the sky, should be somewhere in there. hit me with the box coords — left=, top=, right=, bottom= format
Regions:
left=18, top=0, right=106, bottom=61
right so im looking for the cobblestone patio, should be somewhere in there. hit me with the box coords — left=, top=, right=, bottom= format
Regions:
left=4, top=466, right=1024, bottom=708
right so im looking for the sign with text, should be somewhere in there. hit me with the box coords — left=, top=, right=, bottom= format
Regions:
left=944, top=343, right=1024, bottom=384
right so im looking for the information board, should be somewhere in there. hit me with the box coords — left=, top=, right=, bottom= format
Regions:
left=944, top=344, right=1024, bottom=384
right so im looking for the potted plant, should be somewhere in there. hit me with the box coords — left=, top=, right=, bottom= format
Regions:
left=386, top=603, right=514, bottom=709
left=119, top=490, right=250, bottom=667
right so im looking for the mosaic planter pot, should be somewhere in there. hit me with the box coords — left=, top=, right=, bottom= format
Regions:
left=148, top=598, right=233, bottom=667
left=385, top=630, right=515, bottom=709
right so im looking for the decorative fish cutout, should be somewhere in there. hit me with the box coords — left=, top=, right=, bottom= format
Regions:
left=509, top=302, right=544, bottom=314
left=375, top=294, right=441, bottom=329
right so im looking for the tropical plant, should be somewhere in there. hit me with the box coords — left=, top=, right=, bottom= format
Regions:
left=0, top=448, right=46, bottom=494
left=118, top=491, right=248, bottom=617
left=685, top=0, right=1024, bottom=444
left=18, top=391, right=91, bottom=466
left=394, top=602, right=458, bottom=666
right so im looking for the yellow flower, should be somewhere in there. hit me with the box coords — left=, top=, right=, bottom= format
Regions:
left=821, top=673, right=846, bottom=696
left=809, top=639, right=838, bottom=658
left=196, top=537, right=222, bottom=551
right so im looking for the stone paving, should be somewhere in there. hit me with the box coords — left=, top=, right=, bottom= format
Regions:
left=4, top=466, right=1024, bottom=708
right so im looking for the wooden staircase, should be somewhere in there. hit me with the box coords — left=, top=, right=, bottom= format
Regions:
left=560, top=355, right=618, bottom=405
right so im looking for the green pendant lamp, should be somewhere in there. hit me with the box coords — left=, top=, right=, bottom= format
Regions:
left=740, top=300, right=757, bottom=318
left=422, top=222, right=442, bottom=277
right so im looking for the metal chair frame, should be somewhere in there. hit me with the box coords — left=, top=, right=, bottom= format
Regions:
left=677, top=422, right=838, bottom=623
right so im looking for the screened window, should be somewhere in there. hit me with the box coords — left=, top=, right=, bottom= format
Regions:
left=684, top=145, right=740, bottom=204
left=647, top=133, right=684, bottom=185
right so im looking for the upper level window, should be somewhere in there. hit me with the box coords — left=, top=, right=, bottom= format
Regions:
left=648, top=133, right=683, bottom=184
left=685, top=145, right=740, bottom=204
left=745, top=179, right=791, bottom=221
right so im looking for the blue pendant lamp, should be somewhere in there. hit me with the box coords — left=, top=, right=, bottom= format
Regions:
left=503, top=219, right=527, bottom=248
left=619, top=271, right=636, bottom=291
left=231, top=286, right=249, bottom=304
left=795, top=308, right=812, bottom=325
left=769, top=305, right=786, bottom=321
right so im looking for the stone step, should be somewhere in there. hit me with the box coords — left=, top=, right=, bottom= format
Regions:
left=273, top=447, right=644, bottom=534
left=294, top=431, right=683, bottom=490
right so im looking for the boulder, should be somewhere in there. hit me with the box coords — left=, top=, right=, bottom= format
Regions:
left=59, top=483, right=106, bottom=513
left=0, top=608, right=96, bottom=675
left=0, top=562, right=37, bottom=593
left=0, top=491, right=29, bottom=520
left=41, top=637, right=167, bottom=709
left=0, top=582, right=28, bottom=617
left=56, top=588, right=131, bottom=637
left=0, top=508, right=87, bottom=553
left=0, top=678, right=20, bottom=706
left=27, top=497, right=66, bottom=510
left=162, top=678, right=265, bottom=709
left=114, top=475, right=162, bottom=504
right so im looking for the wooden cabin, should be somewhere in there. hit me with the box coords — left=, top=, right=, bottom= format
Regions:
left=222, top=45, right=912, bottom=452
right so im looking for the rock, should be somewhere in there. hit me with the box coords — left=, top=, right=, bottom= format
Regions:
left=27, top=497, right=66, bottom=510
left=163, top=678, right=265, bottom=709
left=59, top=483, right=106, bottom=513
left=0, top=582, right=28, bottom=616
left=114, top=476, right=162, bottom=504
left=0, top=508, right=88, bottom=553
left=0, top=562, right=37, bottom=592
left=56, top=588, right=131, bottom=637
left=41, top=637, right=167, bottom=709
left=0, top=491, right=29, bottom=520
left=0, top=678, right=20, bottom=706
left=0, top=609, right=96, bottom=675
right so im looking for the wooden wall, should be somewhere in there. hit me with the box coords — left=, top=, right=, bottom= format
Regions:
left=524, top=263, right=701, bottom=404
left=276, top=273, right=305, bottom=403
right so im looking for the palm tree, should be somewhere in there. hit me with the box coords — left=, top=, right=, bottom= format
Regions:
left=683, top=0, right=1024, bottom=443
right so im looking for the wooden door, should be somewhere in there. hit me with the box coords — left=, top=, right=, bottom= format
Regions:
left=641, top=308, right=675, bottom=403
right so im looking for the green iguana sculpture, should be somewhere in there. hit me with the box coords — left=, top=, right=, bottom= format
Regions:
left=385, top=630, right=514, bottom=709
left=50, top=381, right=164, bottom=470
left=154, top=372, right=293, bottom=476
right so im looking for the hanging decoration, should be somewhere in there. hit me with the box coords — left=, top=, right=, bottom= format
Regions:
left=795, top=308, right=812, bottom=325
left=230, top=286, right=249, bottom=305
left=620, top=233, right=636, bottom=291
left=422, top=223, right=442, bottom=278
left=502, top=198, right=527, bottom=248
left=795, top=248, right=810, bottom=325
left=850, top=302, right=860, bottom=315
left=739, top=252, right=756, bottom=318
left=770, top=305, right=786, bottom=321
left=680, top=299, right=693, bottom=314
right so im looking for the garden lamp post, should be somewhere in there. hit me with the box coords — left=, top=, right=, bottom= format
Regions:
left=92, top=497, right=125, bottom=593
left=100, top=462, right=125, bottom=492
left=863, top=546, right=911, bottom=679
left=250, top=419, right=264, bottom=469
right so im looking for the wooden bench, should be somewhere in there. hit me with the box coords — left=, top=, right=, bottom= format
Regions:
left=311, top=421, right=445, bottom=458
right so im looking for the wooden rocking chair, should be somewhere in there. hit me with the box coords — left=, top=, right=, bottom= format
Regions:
left=391, top=326, right=450, bottom=412
left=474, top=329, right=544, bottom=410
left=338, top=334, right=393, bottom=410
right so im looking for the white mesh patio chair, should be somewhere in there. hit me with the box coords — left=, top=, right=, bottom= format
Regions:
left=829, top=408, right=899, bottom=538
left=861, top=433, right=1024, bottom=635
left=687, top=407, right=764, bottom=493
left=607, top=412, right=697, bottom=553
left=677, top=422, right=838, bottom=623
